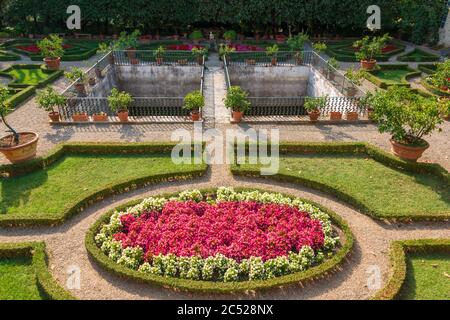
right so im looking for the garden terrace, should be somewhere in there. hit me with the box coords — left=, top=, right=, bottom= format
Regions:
left=224, top=51, right=366, bottom=120
left=58, top=50, right=206, bottom=123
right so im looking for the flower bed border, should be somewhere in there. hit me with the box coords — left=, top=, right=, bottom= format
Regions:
left=397, top=48, right=440, bottom=62
left=0, top=242, right=76, bottom=300
left=324, top=39, right=405, bottom=62
left=364, top=64, right=421, bottom=89
left=372, top=238, right=450, bottom=300
left=0, top=142, right=207, bottom=227
left=231, top=142, right=449, bottom=222
left=85, top=187, right=354, bottom=293
left=0, top=49, right=20, bottom=61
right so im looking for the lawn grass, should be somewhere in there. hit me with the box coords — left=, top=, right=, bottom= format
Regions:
left=234, top=154, right=450, bottom=219
left=0, top=256, right=44, bottom=300
left=373, top=69, right=411, bottom=84
left=399, top=251, right=450, bottom=300
left=0, top=153, right=205, bottom=218
left=6, top=67, right=50, bottom=85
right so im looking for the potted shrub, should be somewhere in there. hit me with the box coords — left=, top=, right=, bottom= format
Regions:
left=266, top=44, right=279, bottom=66
left=346, top=102, right=363, bottom=121
left=223, top=30, right=237, bottom=44
left=304, top=96, right=326, bottom=121
left=275, top=34, right=287, bottom=43
left=438, top=97, right=450, bottom=121
left=183, top=90, right=204, bottom=121
left=344, top=67, right=365, bottom=97
left=88, top=77, right=96, bottom=86
left=189, top=30, right=203, bottom=44
left=353, top=33, right=390, bottom=70
left=93, top=112, right=108, bottom=122
left=327, top=58, right=340, bottom=81
left=37, top=34, right=64, bottom=70
left=0, top=86, right=39, bottom=163
left=191, top=47, right=207, bottom=65
left=218, top=44, right=235, bottom=62
left=65, top=67, right=87, bottom=96
left=155, top=46, right=165, bottom=65
left=36, top=86, right=66, bottom=122
left=287, top=32, right=309, bottom=52
left=223, top=86, right=251, bottom=123
left=123, top=30, right=140, bottom=59
left=312, top=42, right=327, bottom=64
left=366, top=86, right=445, bottom=161
left=108, top=88, right=133, bottom=122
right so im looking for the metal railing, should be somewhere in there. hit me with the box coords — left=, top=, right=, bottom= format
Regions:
left=111, top=50, right=205, bottom=66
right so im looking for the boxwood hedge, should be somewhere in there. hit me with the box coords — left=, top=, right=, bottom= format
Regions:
left=364, top=64, right=421, bottom=89
left=85, top=187, right=354, bottom=293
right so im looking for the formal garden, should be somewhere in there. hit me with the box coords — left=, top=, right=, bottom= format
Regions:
left=0, top=0, right=449, bottom=302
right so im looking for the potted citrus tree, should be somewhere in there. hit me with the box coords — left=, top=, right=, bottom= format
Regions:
left=155, top=46, right=165, bottom=65
left=183, top=90, right=204, bottom=121
left=224, top=86, right=251, bottom=123
left=223, top=30, right=237, bottom=45
left=366, top=86, right=445, bottom=161
left=266, top=44, right=279, bottom=66
left=65, top=67, right=87, bottom=96
left=287, top=32, right=309, bottom=65
left=122, top=30, right=140, bottom=59
left=37, top=34, right=64, bottom=70
left=189, top=30, right=203, bottom=44
left=438, top=98, right=450, bottom=121
left=344, top=67, right=365, bottom=97
left=327, top=58, right=340, bottom=81
left=36, top=87, right=66, bottom=122
left=353, top=33, right=390, bottom=70
left=108, top=88, right=133, bottom=122
left=0, top=86, right=39, bottom=163
left=304, top=96, right=327, bottom=121
left=191, top=47, right=207, bottom=65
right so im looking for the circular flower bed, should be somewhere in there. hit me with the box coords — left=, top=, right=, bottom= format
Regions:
left=94, top=188, right=341, bottom=284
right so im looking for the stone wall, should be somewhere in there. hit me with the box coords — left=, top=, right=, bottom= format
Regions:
left=307, top=67, right=344, bottom=97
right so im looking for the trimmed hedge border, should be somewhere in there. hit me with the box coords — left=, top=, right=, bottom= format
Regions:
left=230, top=142, right=449, bottom=222
left=4, top=86, right=36, bottom=110
left=0, top=142, right=207, bottom=227
left=325, top=40, right=405, bottom=62
left=421, top=78, right=450, bottom=97
left=0, top=64, right=63, bottom=88
left=85, top=187, right=354, bottom=293
left=397, top=48, right=440, bottom=62
left=364, top=64, right=421, bottom=89
left=0, top=50, right=20, bottom=61
left=418, top=64, right=437, bottom=75
left=0, top=242, right=76, bottom=300
left=372, top=238, right=450, bottom=300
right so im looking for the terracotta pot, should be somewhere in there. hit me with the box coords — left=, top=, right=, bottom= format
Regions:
left=48, top=111, right=60, bottom=122
left=72, top=113, right=88, bottom=122
left=295, top=57, right=303, bottom=65
left=246, top=59, right=256, bottom=65
left=108, top=54, right=115, bottom=65
left=271, top=57, right=277, bottom=66
left=93, top=113, right=108, bottom=122
left=444, top=114, right=450, bottom=121
left=43, top=57, right=61, bottom=70
left=156, top=57, right=163, bottom=65
left=232, top=110, right=244, bottom=123
left=74, top=83, right=86, bottom=96
left=0, top=132, right=39, bottom=163
left=95, top=67, right=103, bottom=79
left=361, top=59, right=377, bottom=70
left=328, top=71, right=336, bottom=81
left=346, top=111, right=359, bottom=121
left=130, top=58, right=139, bottom=65
left=329, top=112, right=342, bottom=121
left=368, top=108, right=375, bottom=121
left=173, top=34, right=180, bottom=40
left=126, top=49, right=136, bottom=59
left=178, top=59, right=188, bottom=65
left=197, top=56, right=203, bottom=65
left=346, top=87, right=357, bottom=97
left=254, top=34, right=260, bottom=41
left=88, top=78, right=96, bottom=86
left=308, top=110, right=320, bottom=121
left=117, top=110, right=129, bottom=122
left=390, top=139, right=429, bottom=162
left=191, top=111, right=201, bottom=121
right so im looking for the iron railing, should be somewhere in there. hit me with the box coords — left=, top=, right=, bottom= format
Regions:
left=111, top=50, right=205, bottom=66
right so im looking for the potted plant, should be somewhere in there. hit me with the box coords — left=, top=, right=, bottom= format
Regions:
left=438, top=97, right=450, bottom=121
left=123, top=30, right=140, bottom=59
left=108, top=88, right=133, bottom=122
left=304, top=96, right=326, bottom=121
left=366, top=86, right=445, bottom=161
left=218, top=44, right=235, bottom=62
left=344, top=67, right=365, bottom=97
left=183, top=90, right=204, bottom=121
left=0, top=86, right=39, bottom=163
left=266, top=44, right=279, bottom=66
left=65, top=67, right=87, bottom=96
left=36, top=86, right=66, bottom=122
left=287, top=32, right=309, bottom=52
left=312, top=42, right=327, bottom=64
left=155, top=46, right=165, bottom=65
left=191, top=47, right=207, bottom=65
left=72, top=112, right=89, bottom=122
left=346, top=102, right=363, bottom=121
left=93, top=112, right=108, bottom=122
left=353, top=33, right=390, bottom=70
left=223, top=30, right=237, bottom=45
left=189, top=30, right=203, bottom=44
left=223, top=86, right=251, bottom=123
left=37, top=34, right=64, bottom=70
left=327, top=58, right=340, bottom=81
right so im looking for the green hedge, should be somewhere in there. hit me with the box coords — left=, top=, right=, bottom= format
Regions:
left=397, top=48, right=440, bottom=62
left=0, top=142, right=207, bottom=227
left=0, top=50, right=20, bottom=61
left=421, top=78, right=450, bottom=97
left=0, top=64, right=63, bottom=88
left=0, top=242, right=76, bottom=300
left=418, top=64, right=437, bottom=75
left=4, top=86, right=36, bottom=110
left=231, top=142, right=449, bottom=222
left=325, top=40, right=405, bottom=62
left=86, top=187, right=354, bottom=293
left=372, top=239, right=450, bottom=300
left=364, top=64, right=421, bottom=89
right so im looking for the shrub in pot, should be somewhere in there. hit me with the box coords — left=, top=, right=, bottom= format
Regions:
left=223, top=30, right=237, bottom=44
left=266, top=44, right=279, bottom=66
left=191, top=47, right=207, bottom=65
left=189, top=30, right=203, bottom=44
left=37, top=34, right=64, bottom=70
left=344, top=67, right=365, bottom=97
left=353, top=33, right=390, bottom=70
left=0, top=86, right=39, bottom=163
left=327, top=58, right=339, bottom=81
left=108, top=88, right=133, bottom=122
left=304, top=96, right=326, bottom=121
left=36, top=86, right=66, bottom=122
left=223, top=86, right=251, bottom=123
left=119, top=30, right=140, bottom=59
left=287, top=32, right=309, bottom=52
left=155, top=46, right=165, bottom=65
left=366, top=86, right=445, bottom=161
left=218, top=44, right=235, bottom=62
left=438, top=98, right=450, bottom=120
left=312, top=42, right=327, bottom=64
left=183, top=90, right=204, bottom=121
left=427, top=60, right=450, bottom=93
left=65, top=67, right=87, bottom=96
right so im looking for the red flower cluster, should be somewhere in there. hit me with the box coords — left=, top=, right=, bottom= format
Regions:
left=16, top=44, right=72, bottom=54
left=166, top=44, right=204, bottom=51
left=113, top=201, right=325, bottom=261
